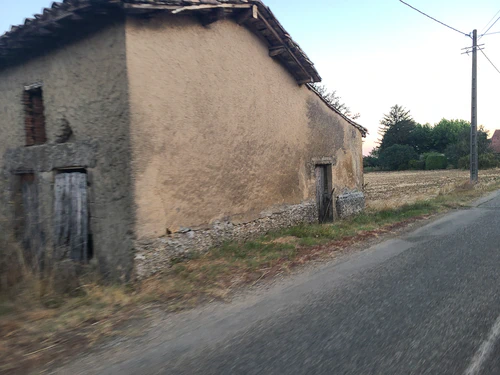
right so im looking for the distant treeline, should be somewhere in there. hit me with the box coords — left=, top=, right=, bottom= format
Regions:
left=364, top=105, right=498, bottom=172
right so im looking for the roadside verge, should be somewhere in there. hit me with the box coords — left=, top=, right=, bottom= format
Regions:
left=1, top=179, right=500, bottom=374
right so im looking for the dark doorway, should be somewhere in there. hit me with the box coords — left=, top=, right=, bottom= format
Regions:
left=315, top=164, right=333, bottom=223
left=54, top=170, right=90, bottom=262
left=16, top=173, right=45, bottom=267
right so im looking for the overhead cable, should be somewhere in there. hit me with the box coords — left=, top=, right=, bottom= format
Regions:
left=479, top=48, right=500, bottom=74
left=479, top=15, right=500, bottom=39
left=399, top=0, right=470, bottom=37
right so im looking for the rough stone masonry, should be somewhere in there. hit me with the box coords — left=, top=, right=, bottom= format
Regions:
left=134, top=201, right=318, bottom=278
left=134, top=191, right=366, bottom=279
left=336, top=191, right=366, bottom=219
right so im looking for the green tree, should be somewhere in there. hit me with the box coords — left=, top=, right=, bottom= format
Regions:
left=379, top=119, right=417, bottom=151
left=458, top=153, right=498, bottom=170
left=378, top=105, right=412, bottom=142
left=369, top=147, right=380, bottom=158
left=432, top=119, right=469, bottom=153
left=408, top=123, right=433, bottom=154
left=379, top=144, right=419, bottom=171
left=478, top=126, right=491, bottom=155
left=443, top=124, right=491, bottom=167
left=479, top=154, right=498, bottom=169
left=425, top=154, right=448, bottom=170
left=363, top=155, right=379, bottom=168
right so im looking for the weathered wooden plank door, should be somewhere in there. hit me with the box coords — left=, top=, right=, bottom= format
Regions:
left=20, top=174, right=45, bottom=266
left=315, top=165, right=333, bottom=223
left=54, top=172, right=89, bottom=262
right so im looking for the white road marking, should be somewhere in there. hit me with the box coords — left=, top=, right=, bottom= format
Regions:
left=464, top=314, right=500, bottom=375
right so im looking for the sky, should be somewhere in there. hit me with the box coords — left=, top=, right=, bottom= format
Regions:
left=1, top=0, right=500, bottom=155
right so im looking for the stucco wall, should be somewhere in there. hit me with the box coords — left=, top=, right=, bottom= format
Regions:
left=125, top=15, right=363, bottom=241
left=0, top=21, right=133, bottom=280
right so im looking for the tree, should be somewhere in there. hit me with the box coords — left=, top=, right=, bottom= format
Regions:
left=310, top=83, right=360, bottom=120
left=425, top=154, right=448, bottom=170
left=478, top=126, right=491, bottom=155
left=458, top=153, right=498, bottom=170
left=408, top=123, right=433, bottom=154
left=369, top=147, right=380, bottom=158
left=378, top=144, right=419, bottom=171
left=378, top=105, right=412, bottom=141
left=363, top=155, right=379, bottom=169
left=444, top=124, right=491, bottom=167
left=379, top=119, right=417, bottom=151
left=432, top=119, right=469, bottom=153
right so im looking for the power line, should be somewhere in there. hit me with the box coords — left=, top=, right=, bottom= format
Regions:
left=399, top=0, right=470, bottom=37
left=479, top=16, right=500, bottom=40
left=479, top=48, right=500, bottom=75
left=481, top=31, right=500, bottom=37
left=480, top=9, right=500, bottom=34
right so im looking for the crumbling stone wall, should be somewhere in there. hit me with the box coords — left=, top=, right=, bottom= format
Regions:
left=134, top=201, right=316, bottom=278
left=336, top=191, right=366, bottom=219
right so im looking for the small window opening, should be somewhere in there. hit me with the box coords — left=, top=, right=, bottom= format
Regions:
left=23, top=85, right=46, bottom=146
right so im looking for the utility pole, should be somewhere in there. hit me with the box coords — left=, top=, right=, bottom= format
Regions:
left=470, top=29, right=479, bottom=183
left=399, top=1, right=500, bottom=183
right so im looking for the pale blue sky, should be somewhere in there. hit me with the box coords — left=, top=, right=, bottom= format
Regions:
left=2, top=0, right=500, bottom=154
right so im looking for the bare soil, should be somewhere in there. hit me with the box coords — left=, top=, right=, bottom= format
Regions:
left=364, top=168, right=500, bottom=210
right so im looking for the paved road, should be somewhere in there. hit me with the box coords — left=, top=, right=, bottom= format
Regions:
left=55, top=191, right=500, bottom=375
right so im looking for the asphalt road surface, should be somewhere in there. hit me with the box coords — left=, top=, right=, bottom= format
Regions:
left=55, top=191, right=500, bottom=375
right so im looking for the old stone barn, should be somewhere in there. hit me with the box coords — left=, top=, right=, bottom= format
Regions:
left=0, top=0, right=367, bottom=280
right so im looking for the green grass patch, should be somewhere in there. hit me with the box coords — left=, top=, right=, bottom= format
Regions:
left=192, top=183, right=500, bottom=274
left=211, top=241, right=296, bottom=263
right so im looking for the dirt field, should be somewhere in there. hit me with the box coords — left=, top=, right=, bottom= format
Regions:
left=364, top=169, right=500, bottom=210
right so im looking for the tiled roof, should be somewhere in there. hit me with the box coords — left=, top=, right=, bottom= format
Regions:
left=0, top=0, right=367, bottom=134
left=0, top=0, right=321, bottom=83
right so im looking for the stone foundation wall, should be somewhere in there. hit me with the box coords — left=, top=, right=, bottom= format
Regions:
left=336, top=191, right=365, bottom=219
left=134, top=201, right=317, bottom=278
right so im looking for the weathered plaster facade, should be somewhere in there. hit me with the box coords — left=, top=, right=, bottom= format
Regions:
left=0, top=2, right=365, bottom=280
left=0, top=21, right=134, bottom=280
left=126, top=15, right=363, bottom=237
left=125, top=15, right=363, bottom=276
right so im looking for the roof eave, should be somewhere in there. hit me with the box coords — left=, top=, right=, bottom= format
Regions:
left=0, top=0, right=321, bottom=84
left=306, top=83, right=368, bottom=137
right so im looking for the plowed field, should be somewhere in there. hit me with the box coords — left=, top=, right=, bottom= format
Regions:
left=364, top=169, right=500, bottom=210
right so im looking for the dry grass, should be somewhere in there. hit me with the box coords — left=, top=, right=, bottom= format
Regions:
left=0, top=221, right=145, bottom=373
left=2, top=170, right=500, bottom=373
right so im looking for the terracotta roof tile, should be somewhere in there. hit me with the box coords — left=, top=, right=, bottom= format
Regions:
left=0, top=0, right=320, bottom=83
left=0, top=0, right=367, bottom=135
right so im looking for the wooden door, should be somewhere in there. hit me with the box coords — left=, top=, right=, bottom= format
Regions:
left=20, top=174, right=45, bottom=266
left=315, top=165, right=333, bottom=223
left=54, top=172, right=89, bottom=262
